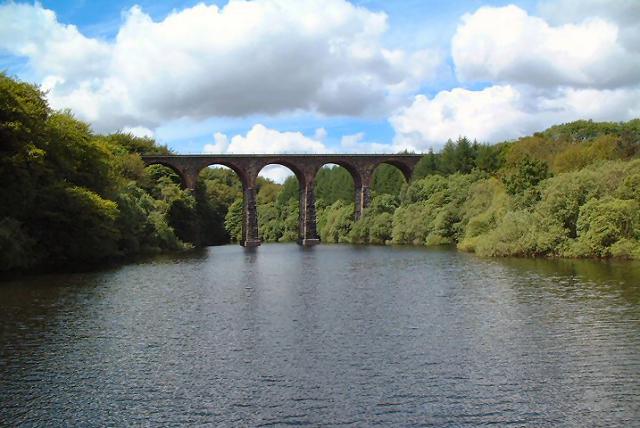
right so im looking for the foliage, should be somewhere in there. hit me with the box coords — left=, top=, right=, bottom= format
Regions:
left=0, top=73, right=188, bottom=272
left=503, top=156, right=550, bottom=196
left=31, top=185, right=121, bottom=265
left=572, top=197, right=639, bottom=257
left=224, top=199, right=244, bottom=243
left=317, top=200, right=355, bottom=243
left=315, top=165, right=354, bottom=204
left=0, top=218, right=35, bottom=271
left=3, top=71, right=640, bottom=272
left=372, top=163, right=405, bottom=196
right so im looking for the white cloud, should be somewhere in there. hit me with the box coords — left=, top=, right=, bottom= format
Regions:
left=452, top=5, right=640, bottom=88
left=339, top=131, right=412, bottom=153
left=391, top=3, right=640, bottom=149
left=313, top=127, right=327, bottom=141
left=537, top=0, right=640, bottom=56
left=391, top=84, right=640, bottom=149
left=223, top=124, right=329, bottom=154
left=121, top=125, right=154, bottom=138
left=538, top=0, right=640, bottom=28
left=203, top=132, right=230, bottom=154
left=391, top=85, right=528, bottom=148
left=0, top=3, right=111, bottom=81
left=257, top=164, right=297, bottom=183
left=203, top=124, right=331, bottom=182
left=0, top=1, right=442, bottom=132
left=340, top=132, right=365, bottom=146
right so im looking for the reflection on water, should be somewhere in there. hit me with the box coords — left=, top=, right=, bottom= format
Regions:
left=1, top=244, right=639, bottom=426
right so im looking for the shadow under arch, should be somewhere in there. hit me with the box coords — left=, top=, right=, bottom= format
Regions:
left=196, top=164, right=246, bottom=246
left=143, top=161, right=188, bottom=189
left=200, top=160, right=249, bottom=188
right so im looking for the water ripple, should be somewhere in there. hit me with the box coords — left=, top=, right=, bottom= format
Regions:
left=1, top=244, right=639, bottom=426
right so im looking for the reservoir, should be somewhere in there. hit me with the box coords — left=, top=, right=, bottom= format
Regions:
left=1, top=244, right=639, bottom=426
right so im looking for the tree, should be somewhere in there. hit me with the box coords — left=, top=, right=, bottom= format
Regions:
left=413, top=149, right=438, bottom=179
left=167, top=192, right=199, bottom=244
left=30, top=185, right=120, bottom=266
left=372, top=164, right=405, bottom=196
left=575, top=197, right=639, bottom=257
left=503, top=156, right=550, bottom=195
left=46, top=111, right=115, bottom=197
left=315, top=165, right=354, bottom=204
left=225, top=199, right=244, bottom=243
left=317, top=200, right=354, bottom=243
left=277, top=176, right=299, bottom=205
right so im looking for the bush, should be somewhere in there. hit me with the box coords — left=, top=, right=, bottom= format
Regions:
left=31, top=185, right=120, bottom=265
left=0, top=217, right=35, bottom=270
left=318, top=200, right=354, bottom=243
left=573, top=197, right=639, bottom=257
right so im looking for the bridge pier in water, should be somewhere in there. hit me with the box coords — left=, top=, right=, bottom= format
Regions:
left=299, top=176, right=320, bottom=246
left=242, top=185, right=261, bottom=247
left=141, top=154, right=421, bottom=247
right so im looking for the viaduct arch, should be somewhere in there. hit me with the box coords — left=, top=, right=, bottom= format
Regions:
left=141, top=154, right=422, bottom=247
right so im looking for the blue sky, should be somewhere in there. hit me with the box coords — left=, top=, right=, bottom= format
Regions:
left=0, top=0, right=638, bottom=180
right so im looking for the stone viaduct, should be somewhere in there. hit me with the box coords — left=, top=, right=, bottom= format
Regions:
left=141, top=154, right=423, bottom=247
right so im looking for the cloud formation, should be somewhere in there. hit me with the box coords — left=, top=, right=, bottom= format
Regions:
left=391, top=4, right=640, bottom=149
left=204, top=124, right=329, bottom=155
left=203, top=124, right=330, bottom=181
left=0, top=1, right=441, bottom=132
left=452, top=5, right=640, bottom=88
left=392, top=85, right=640, bottom=149
left=1, top=1, right=638, bottom=154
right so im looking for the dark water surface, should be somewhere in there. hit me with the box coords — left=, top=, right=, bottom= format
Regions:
left=1, top=244, right=639, bottom=426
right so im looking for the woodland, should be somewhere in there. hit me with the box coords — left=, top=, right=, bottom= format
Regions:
left=2, top=73, right=640, bottom=272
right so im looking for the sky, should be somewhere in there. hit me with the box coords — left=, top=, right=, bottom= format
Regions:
left=1, top=0, right=639, bottom=181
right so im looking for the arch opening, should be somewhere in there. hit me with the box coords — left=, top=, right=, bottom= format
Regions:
left=349, top=162, right=407, bottom=246
left=196, top=165, right=244, bottom=246
left=315, top=163, right=357, bottom=206
left=141, top=163, right=202, bottom=247
left=371, top=162, right=408, bottom=197
left=143, top=162, right=186, bottom=190
left=255, top=163, right=301, bottom=243
left=314, top=163, right=357, bottom=244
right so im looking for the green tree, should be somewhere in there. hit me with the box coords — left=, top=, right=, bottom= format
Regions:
left=503, top=156, right=550, bottom=195
left=372, top=164, right=405, bottom=196
left=225, top=199, right=244, bottom=243
left=317, top=200, right=354, bottom=243
left=30, top=185, right=121, bottom=266
left=315, top=165, right=354, bottom=204
left=413, top=149, right=439, bottom=179
left=0, top=218, right=35, bottom=271
left=277, top=176, right=299, bottom=205
left=573, top=197, right=639, bottom=257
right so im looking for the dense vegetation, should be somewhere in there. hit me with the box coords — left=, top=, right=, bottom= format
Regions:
left=2, top=73, right=640, bottom=273
left=0, top=74, right=202, bottom=272
left=313, top=122, right=640, bottom=261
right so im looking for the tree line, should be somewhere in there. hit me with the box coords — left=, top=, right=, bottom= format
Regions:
left=2, top=72, right=640, bottom=273
left=309, top=120, right=640, bottom=260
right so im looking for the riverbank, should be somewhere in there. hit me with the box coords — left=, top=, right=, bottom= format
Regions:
left=309, top=160, right=640, bottom=260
